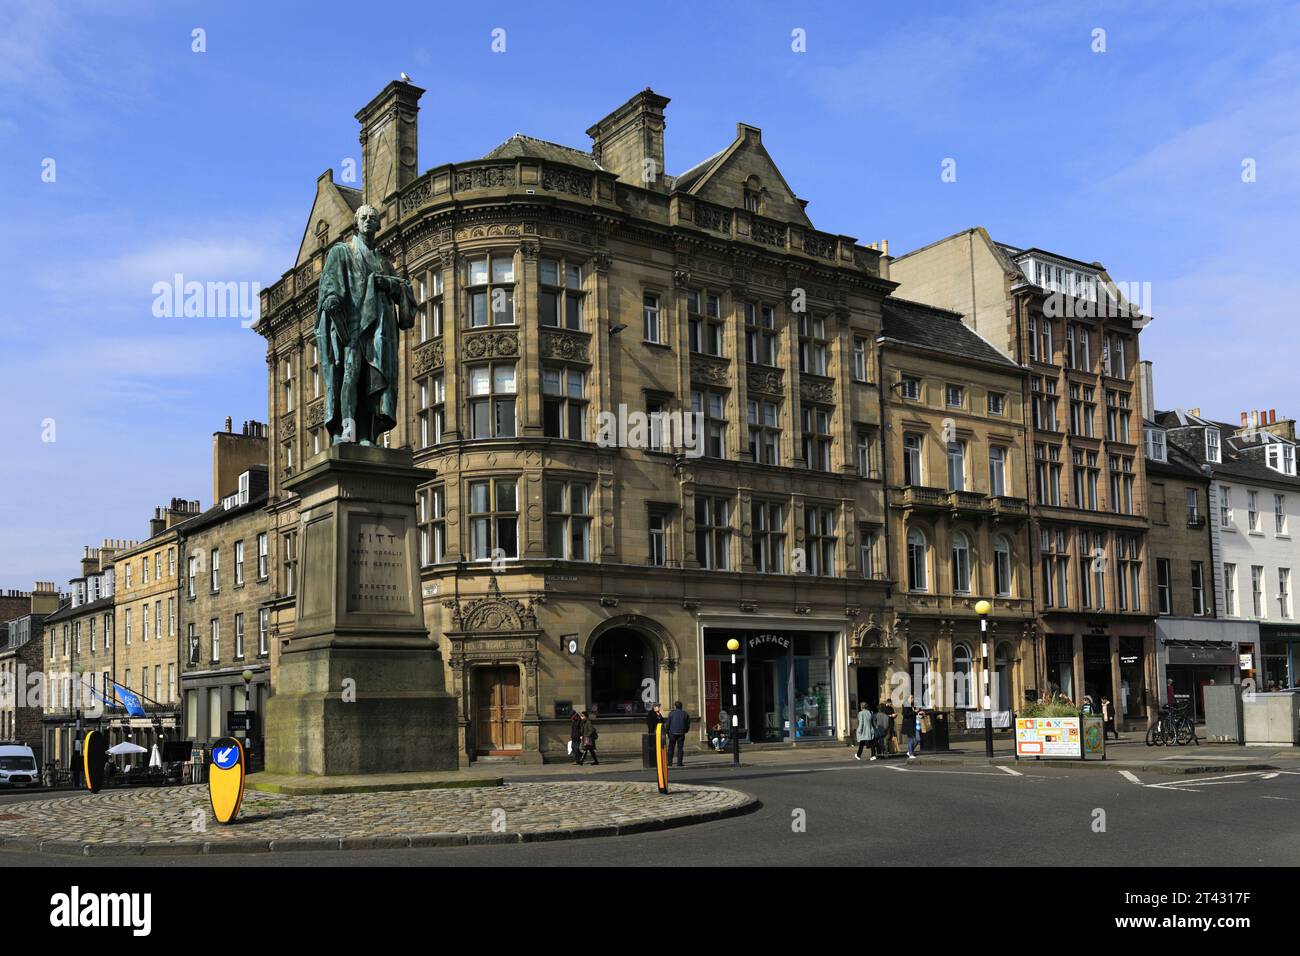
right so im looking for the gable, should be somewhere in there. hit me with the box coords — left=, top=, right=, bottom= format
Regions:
left=679, top=124, right=813, bottom=229
left=294, top=171, right=364, bottom=267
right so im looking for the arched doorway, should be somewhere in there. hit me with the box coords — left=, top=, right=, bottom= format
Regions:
left=588, top=628, right=656, bottom=717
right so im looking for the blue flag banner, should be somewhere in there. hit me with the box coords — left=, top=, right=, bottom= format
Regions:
left=111, top=682, right=147, bottom=718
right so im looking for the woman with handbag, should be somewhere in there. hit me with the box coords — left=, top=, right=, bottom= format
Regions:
left=576, top=711, right=599, bottom=766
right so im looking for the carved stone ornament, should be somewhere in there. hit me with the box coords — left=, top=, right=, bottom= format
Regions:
left=453, top=166, right=516, bottom=192
left=747, top=369, right=783, bottom=396
left=279, top=412, right=296, bottom=439
left=690, top=356, right=730, bottom=387
left=414, top=340, right=445, bottom=374
left=305, top=400, right=325, bottom=428
left=442, top=576, right=539, bottom=633
left=799, top=378, right=835, bottom=404
left=462, top=330, right=519, bottom=360
left=540, top=331, right=589, bottom=362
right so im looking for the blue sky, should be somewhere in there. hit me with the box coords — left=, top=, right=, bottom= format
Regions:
left=2, top=0, right=1297, bottom=588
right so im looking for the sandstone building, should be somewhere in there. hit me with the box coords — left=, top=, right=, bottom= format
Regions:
left=258, top=83, right=894, bottom=762
left=890, top=229, right=1156, bottom=728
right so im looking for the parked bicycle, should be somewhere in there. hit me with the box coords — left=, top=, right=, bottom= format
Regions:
left=1145, top=703, right=1199, bottom=746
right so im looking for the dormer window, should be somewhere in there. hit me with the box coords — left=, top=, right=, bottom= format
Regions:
left=1205, top=428, right=1221, bottom=463
left=1145, top=428, right=1167, bottom=462
left=1267, top=443, right=1297, bottom=476
left=743, top=176, right=762, bottom=214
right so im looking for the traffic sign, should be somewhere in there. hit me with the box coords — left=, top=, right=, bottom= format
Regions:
left=208, top=736, right=246, bottom=824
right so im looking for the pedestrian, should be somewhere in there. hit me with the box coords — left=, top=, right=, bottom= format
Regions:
left=873, top=702, right=890, bottom=757
left=645, top=702, right=664, bottom=737
left=569, top=709, right=584, bottom=763
left=665, top=700, right=690, bottom=767
left=713, top=707, right=731, bottom=752
left=882, top=699, right=897, bottom=753
left=1101, top=696, right=1120, bottom=740
left=1166, top=678, right=1176, bottom=709
left=903, top=694, right=920, bottom=759
left=575, top=711, right=599, bottom=765
left=854, top=702, right=877, bottom=761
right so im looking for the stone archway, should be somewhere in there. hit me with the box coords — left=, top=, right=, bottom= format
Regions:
left=584, top=615, right=680, bottom=717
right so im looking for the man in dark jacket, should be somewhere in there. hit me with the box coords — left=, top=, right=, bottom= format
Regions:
left=665, top=701, right=690, bottom=767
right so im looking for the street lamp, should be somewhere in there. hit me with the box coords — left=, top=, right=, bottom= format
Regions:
left=975, top=600, right=994, bottom=757
left=726, top=638, right=741, bottom=766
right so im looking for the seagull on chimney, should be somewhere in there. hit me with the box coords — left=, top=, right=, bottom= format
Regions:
left=400, top=72, right=411, bottom=83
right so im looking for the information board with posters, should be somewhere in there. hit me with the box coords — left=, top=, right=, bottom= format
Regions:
left=1015, top=717, right=1081, bottom=758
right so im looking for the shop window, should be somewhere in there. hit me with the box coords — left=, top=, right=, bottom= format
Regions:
left=953, top=643, right=974, bottom=709
left=589, top=629, right=655, bottom=717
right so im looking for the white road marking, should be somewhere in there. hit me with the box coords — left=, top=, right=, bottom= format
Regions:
left=1158, top=755, right=1258, bottom=762
left=1146, top=771, right=1268, bottom=791
left=1118, top=770, right=1142, bottom=785
left=996, top=765, right=1023, bottom=776
left=1262, top=772, right=1280, bottom=780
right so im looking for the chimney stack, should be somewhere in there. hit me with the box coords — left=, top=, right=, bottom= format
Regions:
left=586, top=88, right=671, bottom=191
left=356, top=80, right=425, bottom=212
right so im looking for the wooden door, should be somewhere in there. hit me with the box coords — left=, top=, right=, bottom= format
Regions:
left=474, top=666, right=523, bottom=754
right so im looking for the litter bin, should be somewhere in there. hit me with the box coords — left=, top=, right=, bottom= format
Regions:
left=922, top=711, right=951, bottom=752
left=641, top=733, right=657, bottom=769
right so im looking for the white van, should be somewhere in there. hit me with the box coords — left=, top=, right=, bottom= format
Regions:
left=0, top=743, right=39, bottom=786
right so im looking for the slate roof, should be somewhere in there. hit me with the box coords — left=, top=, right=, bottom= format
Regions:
left=338, top=184, right=363, bottom=212
left=44, top=594, right=113, bottom=625
left=672, top=146, right=728, bottom=192
left=880, top=297, right=1019, bottom=370
left=482, top=134, right=603, bottom=171
left=1154, top=410, right=1300, bottom=489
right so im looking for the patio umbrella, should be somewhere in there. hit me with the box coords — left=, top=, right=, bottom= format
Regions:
left=148, top=745, right=162, bottom=769
left=106, top=742, right=147, bottom=756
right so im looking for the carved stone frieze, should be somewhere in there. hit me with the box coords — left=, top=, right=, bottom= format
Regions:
left=453, top=165, right=516, bottom=192
left=747, top=368, right=784, bottom=396
left=690, top=356, right=730, bottom=387
left=442, top=576, right=539, bottom=633
left=414, top=340, right=445, bottom=374
left=462, top=330, right=519, bottom=360
left=540, top=330, right=589, bottom=362
left=799, top=377, right=835, bottom=404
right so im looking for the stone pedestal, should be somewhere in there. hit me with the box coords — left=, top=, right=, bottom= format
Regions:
left=265, top=444, right=457, bottom=775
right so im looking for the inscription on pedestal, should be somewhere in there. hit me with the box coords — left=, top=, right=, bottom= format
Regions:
left=347, top=514, right=412, bottom=614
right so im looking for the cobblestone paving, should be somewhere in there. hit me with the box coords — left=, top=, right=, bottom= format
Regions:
left=0, top=782, right=755, bottom=855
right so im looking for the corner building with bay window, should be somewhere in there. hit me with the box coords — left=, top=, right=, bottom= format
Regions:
left=257, top=83, right=893, bottom=764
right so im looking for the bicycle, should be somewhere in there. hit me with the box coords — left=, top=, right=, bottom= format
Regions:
left=1168, top=704, right=1199, bottom=745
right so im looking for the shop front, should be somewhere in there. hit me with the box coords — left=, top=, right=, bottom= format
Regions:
left=1259, top=625, right=1300, bottom=691
left=1037, top=616, right=1157, bottom=728
left=701, top=624, right=843, bottom=743
left=1156, top=618, right=1259, bottom=723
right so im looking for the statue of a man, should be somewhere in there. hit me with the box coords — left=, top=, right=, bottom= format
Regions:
left=315, top=204, right=417, bottom=445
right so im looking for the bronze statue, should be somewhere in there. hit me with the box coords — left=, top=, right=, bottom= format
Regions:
left=315, top=204, right=417, bottom=445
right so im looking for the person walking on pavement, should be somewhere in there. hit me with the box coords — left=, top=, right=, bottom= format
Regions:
left=881, top=699, right=897, bottom=753
left=575, top=711, right=599, bottom=765
left=904, top=695, right=924, bottom=759
left=665, top=700, right=690, bottom=767
left=569, top=710, right=584, bottom=763
left=1101, top=696, right=1120, bottom=740
left=854, top=702, right=878, bottom=760
left=873, top=702, right=891, bottom=757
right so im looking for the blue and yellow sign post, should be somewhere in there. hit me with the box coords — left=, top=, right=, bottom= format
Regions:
left=82, top=730, right=107, bottom=794
left=654, top=723, right=669, bottom=794
left=208, top=736, right=246, bottom=825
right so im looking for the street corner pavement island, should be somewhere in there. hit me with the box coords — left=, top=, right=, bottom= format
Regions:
left=264, top=203, right=458, bottom=777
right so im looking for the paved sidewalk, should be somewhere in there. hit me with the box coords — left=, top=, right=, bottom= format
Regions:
left=0, top=781, right=757, bottom=857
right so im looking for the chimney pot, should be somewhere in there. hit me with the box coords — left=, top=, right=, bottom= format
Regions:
left=1270, top=409, right=1277, bottom=424
left=226, top=416, right=233, bottom=432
